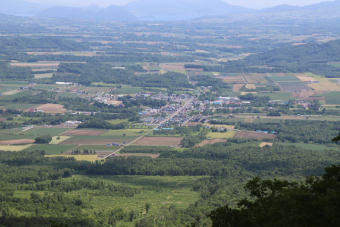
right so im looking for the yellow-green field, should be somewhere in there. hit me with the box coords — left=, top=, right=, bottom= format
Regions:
left=107, top=119, right=129, bottom=124
left=45, top=154, right=100, bottom=162
left=297, top=73, right=340, bottom=92
left=1, top=90, right=21, bottom=96
left=205, top=124, right=235, bottom=130
left=245, top=84, right=256, bottom=89
left=34, top=73, right=54, bottom=79
left=0, top=144, right=32, bottom=151
left=207, top=131, right=236, bottom=139
left=49, top=136, right=71, bottom=144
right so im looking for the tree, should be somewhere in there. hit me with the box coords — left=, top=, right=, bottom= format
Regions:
left=145, top=203, right=151, bottom=214
left=209, top=165, right=340, bottom=227
left=35, top=135, right=52, bottom=144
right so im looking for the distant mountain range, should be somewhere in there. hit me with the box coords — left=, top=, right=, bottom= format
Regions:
left=124, top=0, right=253, bottom=21
left=0, top=0, right=47, bottom=16
left=37, top=5, right=136, bottom=22
left=1, top=0, right=340, bottom=22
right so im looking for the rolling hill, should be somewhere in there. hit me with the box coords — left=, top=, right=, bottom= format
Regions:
left=125, top=0, right=253, bottom=21
left=37, top=5, right=137, bottom=22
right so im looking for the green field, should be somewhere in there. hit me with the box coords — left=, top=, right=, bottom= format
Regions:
left=12, top=175, right=202, bottom=226
left=24, top=128, right=68, bottom=137
left=1, top=103, right=36, bottom=110
left=258, top=92, right=292, bottom=101
left=207, top=131, right=236, bottom=139
left=279, top=142, right=339, bottom=151
left=77, top=145, right=118, bottom=151
left=23, top=144, right=76, bottom=154
left=269, top=74, right=300, bottom=82
left=87, top=175, right=202, bottom=213
left=324, top=92, right=340, bottom=104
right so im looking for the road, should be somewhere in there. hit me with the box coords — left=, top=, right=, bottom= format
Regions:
left=155, top=98, right=193, bottom=129
left=102, top=135, right=145, bottom=159
left=102, top=98, right=194, bottom=160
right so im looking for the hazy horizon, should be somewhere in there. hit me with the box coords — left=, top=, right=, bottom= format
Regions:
left=26, top=0, right=335, bottom=9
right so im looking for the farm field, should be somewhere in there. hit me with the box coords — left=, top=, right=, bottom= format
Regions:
left=269, top=74, right=300, bottom=82
left=204, top=124, right=235, bottom=130
left=323, top=92, right=340, bottom=104
left=35, top=104, right=67, bottom=114
left=61, top=129, right=105, bottom=136
left=46, top=154, right=101, bottom=162
left=23, top=144, right=77, bottom=154
left=232, top=84, right=244, bottom=92
left=0, top=144, right=32, bottom=151
left=257, top=92, right=291, bottom=101
left=34, top=73, right=53, bottom=79
left=103, top=129, right=151, bottom=137
left=196, top=139, right=227, bottom=147
left=207, top=131, right=236, bottom=139
left=24, top=128, right=68, bottom=137
left=115, top=153, right=160, bottom=158
left=243, top=74, right=268, bottom=84
left=299, top=74, right=340, bottom=92
left=133, top=137, right=183, bottom=146
left=61, top=136, right=135, bottom=145
left=278, top=142, right=339, bottom=151
left=234, top=131, right=276, bottom=140
left=50, top=136, right=71, bottom=144
left=0, top=139, right=35, bottom=145
left=10, top=61, right=60, bottom=69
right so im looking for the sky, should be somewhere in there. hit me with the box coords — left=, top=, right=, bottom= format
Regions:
left=26, top=0, right=333, bottom=9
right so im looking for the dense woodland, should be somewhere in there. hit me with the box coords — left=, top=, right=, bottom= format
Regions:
left=236, top=120, right=340, bottom=144
left=210, top=165, right=340, bottom=227
left=0, top=138, right=339, bottom=226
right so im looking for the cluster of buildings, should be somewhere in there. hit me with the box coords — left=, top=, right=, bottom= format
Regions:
left=212, top=96, right=249, bottom=105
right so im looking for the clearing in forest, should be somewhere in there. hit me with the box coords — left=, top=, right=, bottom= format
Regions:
left=234, top=131, right=275, bottom=140
left=259, top=142, right=274, bottom=147
left=195, top=139, right=227, bottom=147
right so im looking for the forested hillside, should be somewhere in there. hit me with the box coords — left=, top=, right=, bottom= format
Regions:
left=210, top=164, right=340, bottom=227
left=222, top=39, right=340, bottom=77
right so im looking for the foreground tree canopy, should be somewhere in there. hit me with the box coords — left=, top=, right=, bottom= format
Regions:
left=209, top=164, right=340, bottom=227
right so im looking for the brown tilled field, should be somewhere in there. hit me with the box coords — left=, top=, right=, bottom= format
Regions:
left=195, top=139, right=227, bottom=147
left=10, top=61, right=60, bottom=69
left=36, top=104, right=66, bottom=114
left=234, top=131, right=275, bottom=140
left=0, top=139, right=35, bottom=145
left=61, top=130, right=104, bottom=136
left=221, top=76, right=244, bottom=83
left=61, top=138, right=132, bottom=145
left=133, top=137, right=183, bottom=147
left=244, top=74, right=268, bottom=84
left=233, top=84, right=244, bottom=92
left=159, top=63, right=186, bottom=72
